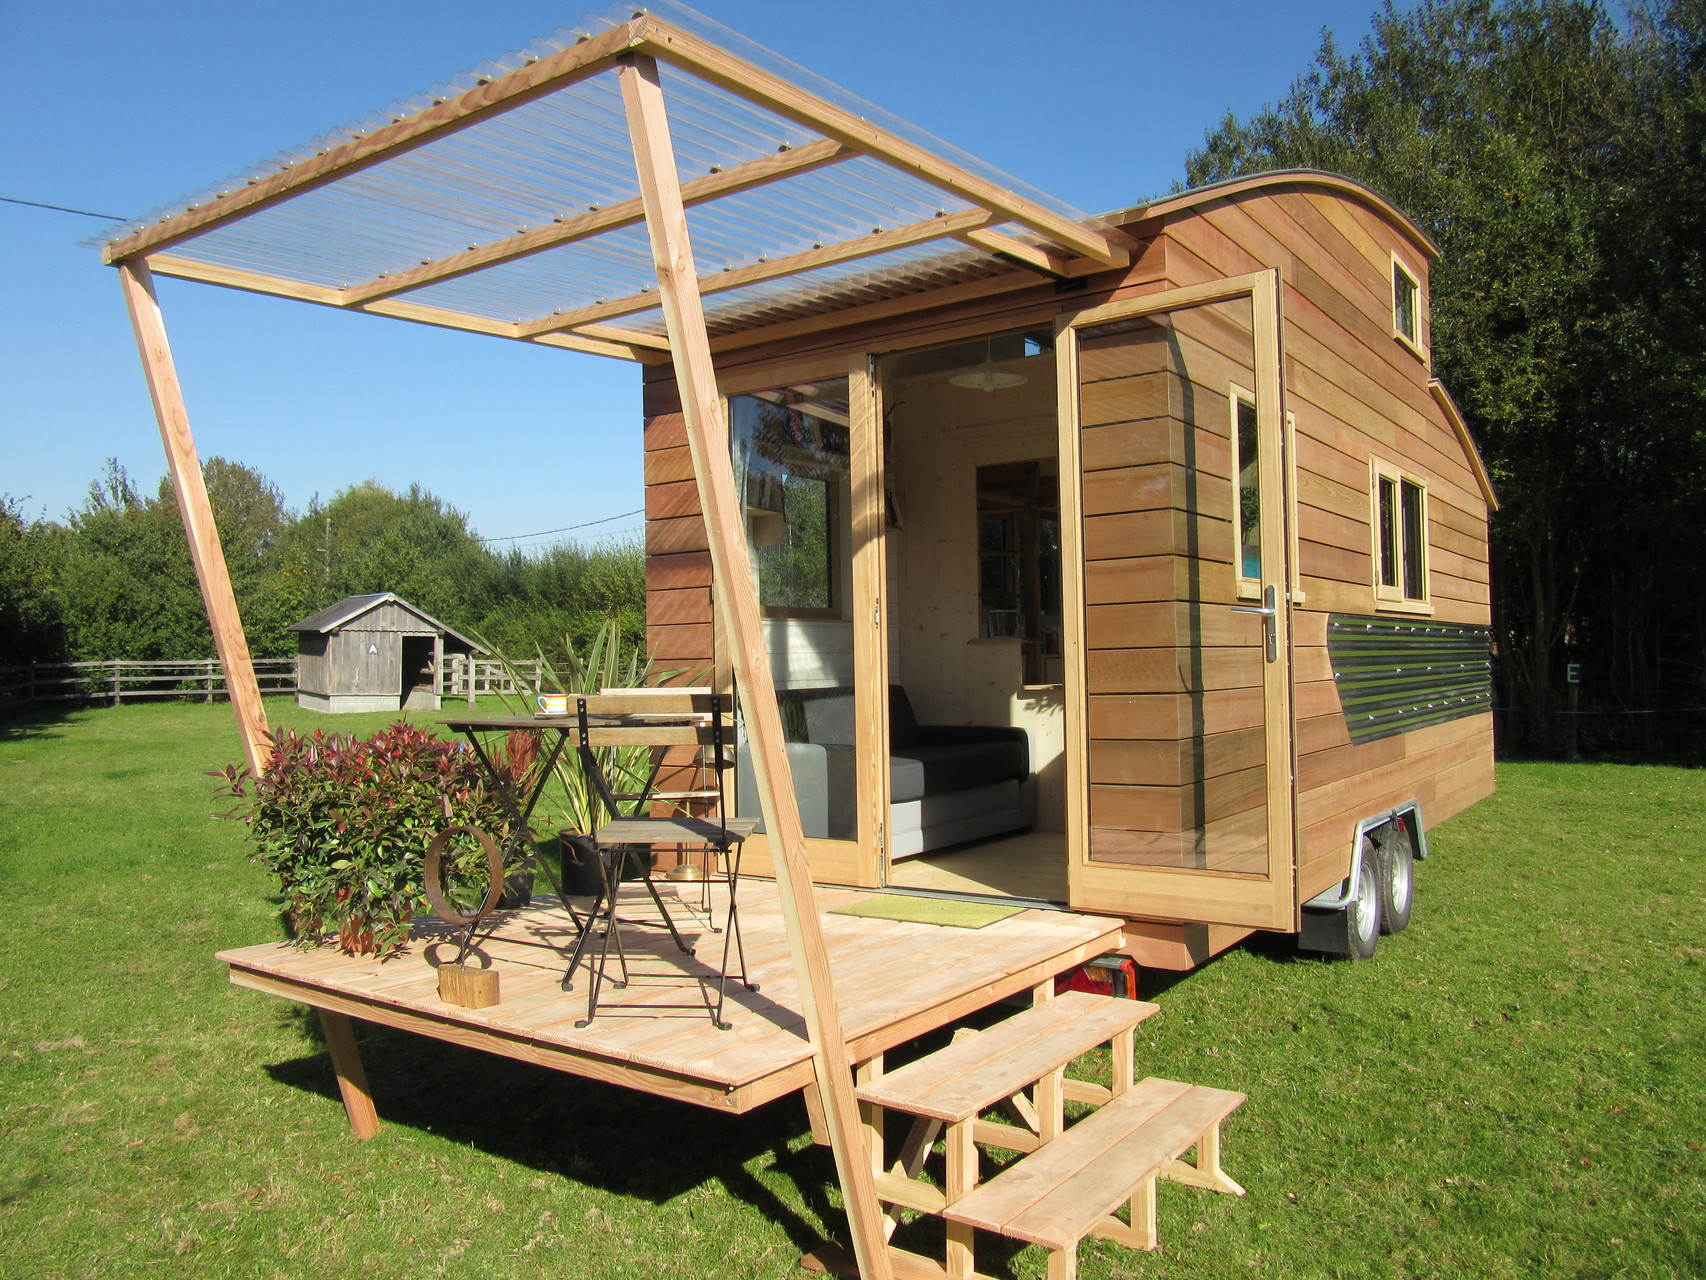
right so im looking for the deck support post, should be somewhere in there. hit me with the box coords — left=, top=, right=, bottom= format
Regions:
left=317, top=1009, right=381, bottom=1139
left=118, top=260, right=270, bottom=774
left=618, top=54, right=894, bottom=1280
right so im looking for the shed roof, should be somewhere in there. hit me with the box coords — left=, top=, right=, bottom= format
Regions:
left=95, top=2, right=1131, bottom=362
left=287, top=593, right=484, bottom=650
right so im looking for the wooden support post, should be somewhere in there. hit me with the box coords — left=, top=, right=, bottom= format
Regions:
left=316, top=1009, right=380, bottom=1140
left=1111, top=1026, right=1135, bottom=1096
left=618, top=54, right=893, bottom=1280
left=944, top=1118, right=977, bottom=1279
left=118, top=261, right=270, bottom=774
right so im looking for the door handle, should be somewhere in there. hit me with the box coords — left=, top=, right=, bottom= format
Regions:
left=1232, top=585, right=1280, bottom=663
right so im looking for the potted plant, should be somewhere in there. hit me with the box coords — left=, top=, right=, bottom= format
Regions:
left=484, top=619, right=690, bottom=893
left=213, top=722, right=532, bottom=955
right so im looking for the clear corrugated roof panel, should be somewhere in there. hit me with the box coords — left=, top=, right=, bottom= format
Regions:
left=99, top=0, right=1110, bottom=346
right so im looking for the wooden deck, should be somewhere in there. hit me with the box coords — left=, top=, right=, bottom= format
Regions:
left=217, top=881, right=1122, bottom=1115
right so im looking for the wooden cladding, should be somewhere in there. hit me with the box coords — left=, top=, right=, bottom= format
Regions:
left=643, top=409, right=715, bottom=684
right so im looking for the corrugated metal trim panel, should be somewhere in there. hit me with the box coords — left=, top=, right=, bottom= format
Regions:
left=1327, top=615, right=1492, bottom=745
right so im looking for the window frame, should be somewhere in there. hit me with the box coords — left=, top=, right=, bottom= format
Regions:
left=1391, top=253, right=1426, bottom=359
left=1370, top=457, right=1431, bottom=611
left=1229, top=382, right=1263, bottom=600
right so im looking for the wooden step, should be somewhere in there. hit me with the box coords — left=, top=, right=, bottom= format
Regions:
left=943, top=1076, right=1245, bottom=1252
left=855, top=990, right=1158, bottom=1124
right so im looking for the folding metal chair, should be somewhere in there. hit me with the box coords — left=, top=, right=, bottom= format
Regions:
left=562, top=691, right=758, bottom=1028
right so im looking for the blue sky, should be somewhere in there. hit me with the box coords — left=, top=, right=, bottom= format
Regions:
left=1, top=0, right=1392, bottom=549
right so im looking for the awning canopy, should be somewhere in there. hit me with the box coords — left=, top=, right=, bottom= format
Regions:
left=99, top=3, right=1131, bottom=363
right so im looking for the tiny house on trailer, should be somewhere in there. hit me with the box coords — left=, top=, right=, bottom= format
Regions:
left=644, top=171, right=1497, bottom=968
left=102, top=10, right=1496, bottom=1272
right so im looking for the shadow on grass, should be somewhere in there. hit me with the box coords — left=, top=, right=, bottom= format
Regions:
left=261, top=999, right=1050, bottom=1275
left=1138, top=927, right=1314, bottom=1000
left=265, top=1003, right=848, bottom=1255
left=0, top=703, right=77, bottom=741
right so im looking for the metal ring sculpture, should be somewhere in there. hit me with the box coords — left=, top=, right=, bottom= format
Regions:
left=423, top=825, right=505, bottom=928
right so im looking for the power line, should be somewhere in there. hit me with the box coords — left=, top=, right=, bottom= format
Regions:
left=476, top=508, right=643, bottom=543
left=2, top=195, right=127, bottom=221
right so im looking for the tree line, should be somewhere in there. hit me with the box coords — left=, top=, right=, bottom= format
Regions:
left=1187, top=0, right=1706, bottom=759
left=0, top=459, right=644, bottom=672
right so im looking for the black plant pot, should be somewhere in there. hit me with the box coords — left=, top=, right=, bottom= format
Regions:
left=558, top=831, right=656, bottom=897
left=558, top=831, right=607, bottom=897
left=496, top=868, right=535, bottom=910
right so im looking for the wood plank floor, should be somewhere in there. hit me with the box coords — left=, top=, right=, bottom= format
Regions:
left=217, top=879, right=1120, bottom=1113
left=888, top=831, right=1070, bottom=902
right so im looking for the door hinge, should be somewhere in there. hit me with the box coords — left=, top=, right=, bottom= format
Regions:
left=872, top=596, right=881, bottom=628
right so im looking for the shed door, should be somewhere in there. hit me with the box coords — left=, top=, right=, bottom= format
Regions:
left=1059, top=271, right=1297, bottom=931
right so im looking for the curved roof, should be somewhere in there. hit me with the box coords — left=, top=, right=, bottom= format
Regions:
left=1123, top=169, right=1441, bottom=261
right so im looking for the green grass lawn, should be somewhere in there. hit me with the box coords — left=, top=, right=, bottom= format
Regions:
left=1, top=699, right=1701, bottom=1279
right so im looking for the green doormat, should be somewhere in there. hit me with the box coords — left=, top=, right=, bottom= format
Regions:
left=831, top=895, right=1025, bottom=929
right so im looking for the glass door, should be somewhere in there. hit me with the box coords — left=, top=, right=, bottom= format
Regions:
left=1058, top=271, right=1297, bottom=930
left=727, top=371, right=883, bottom=886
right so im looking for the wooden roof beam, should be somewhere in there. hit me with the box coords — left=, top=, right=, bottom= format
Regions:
left=144, top=254, right=653, bottom=361
left=518, top=207, right=996, bottom=338
left=343, top=137, right=852, bottom=306
left=635, top=20, right=1131, bottom=269
left=102, top=20, right=650, bottom=264
left=617, top=50, right=894, bottom=1280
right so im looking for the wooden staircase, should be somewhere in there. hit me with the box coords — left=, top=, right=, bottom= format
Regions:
left=805, top=987, right=1246, bottom=1280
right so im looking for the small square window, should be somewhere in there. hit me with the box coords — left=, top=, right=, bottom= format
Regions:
left=1372, top=459, right=1428, bottom=604
left=1392, top=256, right=1423, bottom=353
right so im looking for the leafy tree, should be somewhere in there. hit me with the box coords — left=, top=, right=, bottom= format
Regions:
left=0, top=498, right=68, bottom=666
left=1187, top=0, right=1706, bottom=757
left=54, top=459, right=298, bottom=662
left=277, top=481, right=489, bottom=628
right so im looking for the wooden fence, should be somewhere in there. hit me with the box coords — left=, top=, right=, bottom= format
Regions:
left=0, top=658, right=298, bottom=707
left=440, top=654, right=547, bottom=704
left=0, top=654, right=546, bottom=710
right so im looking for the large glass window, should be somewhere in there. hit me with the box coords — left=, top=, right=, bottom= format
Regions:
left=729, top=381, right=850, bottom=619
left=728, top=377, right=857, bottom=842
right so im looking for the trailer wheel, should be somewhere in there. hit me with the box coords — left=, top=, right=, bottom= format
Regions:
left=1345, top=840, right=1382, bottom=960
left=1377, top=829, right=1414, bottom=935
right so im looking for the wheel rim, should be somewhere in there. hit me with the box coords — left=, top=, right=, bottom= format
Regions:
left=1351, top=865, right=1380, bottom=943
left=1387, top=848, right=1413, bottom=916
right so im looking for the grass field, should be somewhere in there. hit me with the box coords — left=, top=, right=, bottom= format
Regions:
left=1, top=699, right=1701, bottom=1279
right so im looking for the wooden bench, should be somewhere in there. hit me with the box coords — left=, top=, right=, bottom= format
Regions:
left=944, top=1076, right=1246, bottom=1279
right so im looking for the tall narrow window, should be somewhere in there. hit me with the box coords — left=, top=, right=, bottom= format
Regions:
left=1392, top=255, right=1423, bottom=353
left=1373, top=459, right=1428, bottom=604
left=1232, top=389, right=1262, bottom=587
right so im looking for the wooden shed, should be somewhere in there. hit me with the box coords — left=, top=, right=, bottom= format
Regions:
left=288, top=593, right=481, bottom=714
left=103, top=12, right=1498, bottom=1273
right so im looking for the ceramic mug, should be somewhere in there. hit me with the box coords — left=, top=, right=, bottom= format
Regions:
left=536, top=693, right=569, bottom=716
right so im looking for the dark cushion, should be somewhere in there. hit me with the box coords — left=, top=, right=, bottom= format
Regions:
left=890, top=738, right=1028, bottom=804
left=888, top=685, right=922, bottom=749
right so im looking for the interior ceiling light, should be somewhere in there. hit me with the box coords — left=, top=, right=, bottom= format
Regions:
left=949, top=341, right=1027, bottom=392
